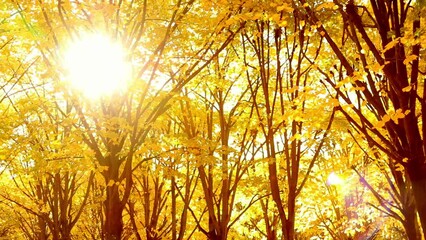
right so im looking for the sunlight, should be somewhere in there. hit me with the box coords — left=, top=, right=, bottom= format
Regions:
left=63, top=33, right=130, bottom=99
left=327, top=172, right=343, bottom=185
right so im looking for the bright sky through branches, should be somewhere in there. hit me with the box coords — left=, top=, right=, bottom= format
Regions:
left=63, top=33, right=130, bottom=99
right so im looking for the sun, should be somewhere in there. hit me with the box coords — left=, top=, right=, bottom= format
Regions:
left=63, top=33, right=131, bottom=99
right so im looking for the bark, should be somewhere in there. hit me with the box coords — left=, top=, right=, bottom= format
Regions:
left=260, top=199, right=278, bottom=240
left=268, top=161, right=289, bottom=240
left=403, top=201, right=420, bottom=240
left=104, top=183, right=124, bottom=240
left=36, top=215, right=48, bottom=240
left=406, top=162, right=426, bottom=239
left=171, top=176, right=177, bottom=240
left=128, top=201, right=142, bottom=240
left=103, top=154, right=126, bottom=240
left=36, top=184, right=48, bottom=240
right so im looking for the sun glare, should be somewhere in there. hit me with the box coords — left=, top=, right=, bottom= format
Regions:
left=63, top=33, right=130, bottom=99
left=326, top=172, right=343, bottom=186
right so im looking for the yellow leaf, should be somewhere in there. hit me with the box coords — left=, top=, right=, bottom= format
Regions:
left=290, top=133, right=302, bottom=142
left=271, top=14, right=281, bottom=23
left=389, top=109, right=406, bottom=123
left=403, top=55, right=418, bottom=65
left=330, top=98, right=340, bottom=107
left=382, top=114, right=390, bottom=123
left=225, top=18, right=236, bottom=26
left=367, top=62, right=384, bottom=72
left=375, top=120, right=385, bottom=129
left=382, top=38, right=400, bottom=53
left=277, top=4, right=293, bottom=12
left=107, top=180, right=115, bottom=187
left=285, top=86, right=299, bottom=93
left=395, top=163, right=404, bottom=172
left=316, top=2, right=336, bottom=10
left=402, top=85, right=412, bottom=92
left=279, top=20, right=288, bottom=27
left=252, top=13, right=263, bottom=20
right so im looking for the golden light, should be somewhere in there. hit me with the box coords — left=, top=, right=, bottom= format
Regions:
left=327, top=172, right=343, bottom=186
left=63, top=33, right=130, bottom=99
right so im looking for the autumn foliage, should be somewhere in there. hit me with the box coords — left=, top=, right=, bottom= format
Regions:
left=0, top=0, right=425, bottom=239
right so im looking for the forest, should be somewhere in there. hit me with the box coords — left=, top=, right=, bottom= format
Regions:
left=0, top=0, right=425, bottom=239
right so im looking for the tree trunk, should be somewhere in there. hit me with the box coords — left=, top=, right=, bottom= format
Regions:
left=37, top=215, right=48, bottom=240
left=406, top=162, right=426, bottom=239
left=206, top=230, right=224, bottom=240
left=104, top=183, right=124, bottom=240
left=403, top=205, right=420, bottom=240
left=268, top=162, right=289, bottom=240
left=171, top=175, right=177, bottom=240
left=103, top=157, right=124, bottom=240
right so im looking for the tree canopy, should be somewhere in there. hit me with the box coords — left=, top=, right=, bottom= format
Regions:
left=0, top=0, right=425, bottom=239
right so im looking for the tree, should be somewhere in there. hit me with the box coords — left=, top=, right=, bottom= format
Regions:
left=172, top=46, right=262, bottom=239
left=0, top=3, right=96, bottom=238
left=0, top=0, right=419, bottom=239
left=12, top=0, right=245, bottom=239
left=0, top=88, right=94, bottom=240
left=299, top=0, right=426, bottom=236
left=240, top=3, right=335, bottom=238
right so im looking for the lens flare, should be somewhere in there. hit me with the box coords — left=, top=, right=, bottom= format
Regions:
left=63, top=33, right=130, bottom=99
